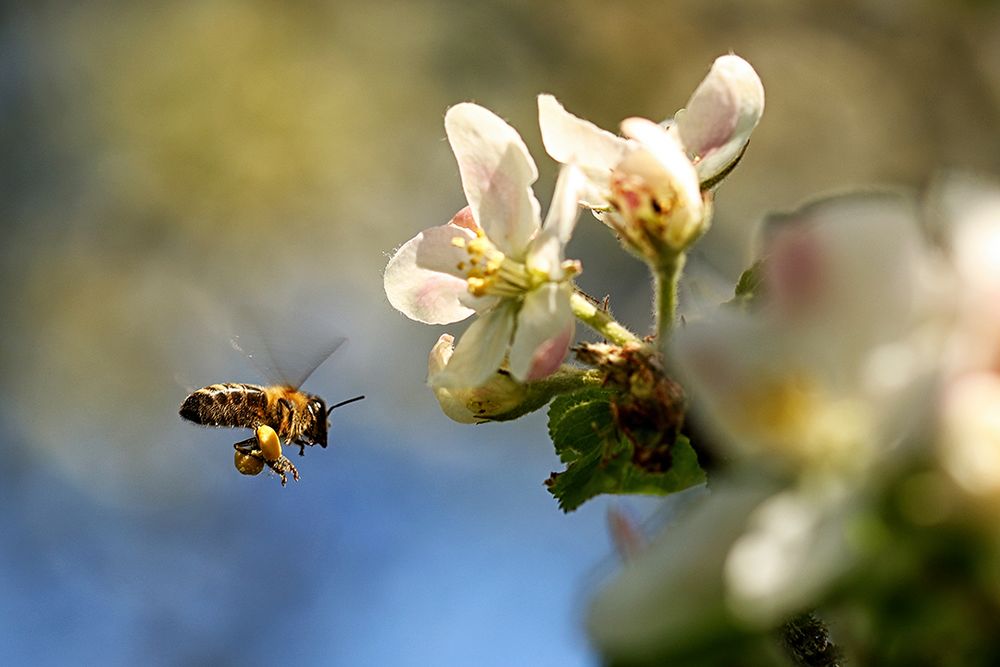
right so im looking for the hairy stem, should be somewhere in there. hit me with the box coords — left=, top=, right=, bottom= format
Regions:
left=490, top=365, right=604, bottom=421
left=570, top=291, right=642, bottom=346
left=654, top=252, right=686, bottom=352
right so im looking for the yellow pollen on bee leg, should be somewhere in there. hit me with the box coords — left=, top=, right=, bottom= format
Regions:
left=256, top=425, right=283, bottom=463
left=234, top=450, right=264, bottom=476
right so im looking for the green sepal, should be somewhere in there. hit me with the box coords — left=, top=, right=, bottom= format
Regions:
left=725, top=259, right=766, bottom=310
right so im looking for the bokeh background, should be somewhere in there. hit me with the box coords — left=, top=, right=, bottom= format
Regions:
left=2, top=1, right=999, bottom=664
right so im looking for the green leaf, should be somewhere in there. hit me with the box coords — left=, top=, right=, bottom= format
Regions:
left=547, top=387, right=615, bottom=464
left=546, top=387, right=706, bottom=512
left=726, top=259, right=766, bottom=310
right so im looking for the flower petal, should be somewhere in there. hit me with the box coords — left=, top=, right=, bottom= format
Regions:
left=541, top=163, right=586, bottom=245
left=676, top=54, right=764, bottom=183
left=760, top=193, right=930, bottom=355
left=724, top=483, right=856, bottom=626
left=526, top=165, right=585, bottom=279
left=445, top=103, right=541, bottom=259
left=383, top=219, right=480, bottom=325
left=538, top=94, right=629, bottom=180
left=508, top=283, right=574, bottom=381
left=430, top=301, right=516, bottom=389
left=588, top=480, right=772, bottom=661
left=427, top=334, right=478, bottom=423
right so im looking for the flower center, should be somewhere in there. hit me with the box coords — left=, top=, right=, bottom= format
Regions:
left=452, top=231, right=534, bottom=298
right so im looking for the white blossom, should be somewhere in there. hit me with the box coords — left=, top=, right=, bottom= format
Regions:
left=384, top=103, right=583, bottom=388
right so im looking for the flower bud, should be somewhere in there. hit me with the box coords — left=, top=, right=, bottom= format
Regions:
left=428, top=334, right=528, bottom=423
left=606, top=118, right=708, bottom=258
left=674, top=54, right=765, bottom=184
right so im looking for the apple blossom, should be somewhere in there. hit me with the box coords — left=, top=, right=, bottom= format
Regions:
left=384, top=102, right=584, bottom=389
left=672, top=193, right=942, bottom=473
left=933, top=176, right=1000, bottom=506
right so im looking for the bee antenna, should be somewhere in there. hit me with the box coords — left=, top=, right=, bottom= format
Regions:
left=327, top=395, right=365, bottom=415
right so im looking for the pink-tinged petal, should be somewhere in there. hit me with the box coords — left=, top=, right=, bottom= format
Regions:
left=676, top=54, right=764, bottom=182
left=431, top=301, right=516, bottom=390
left=383, top=222, right=478, bottom=325
left=538, top=94, right=629, bottom=175
left=449, top=206, right=479, bottom=232
left=445, top=103, right=541, bottom=259
left=760, top=193, right=928, bottom=351
left=508, top=283, right=574, bottom=382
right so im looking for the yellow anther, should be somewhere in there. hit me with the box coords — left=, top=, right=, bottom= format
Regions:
left=467, top=277, right=488, bottom=296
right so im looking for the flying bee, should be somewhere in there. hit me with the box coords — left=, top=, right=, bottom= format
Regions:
left=179, top=336, right=363, bottom=486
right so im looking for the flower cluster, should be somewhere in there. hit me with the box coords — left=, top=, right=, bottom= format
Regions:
left=589, top=179, right=1000, bottom=665
left=383, top=50, right=1000, bottom=665
left=384, top=55, right=765, bottom=413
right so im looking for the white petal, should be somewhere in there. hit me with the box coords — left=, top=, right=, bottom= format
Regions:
left=431, top=301, right=516, bottom=389
left=541, top=163, right=585, bottom=244
left=941, top=373, right=1000, bottom=498
left=677, top=54, right=764, bottom=182
left=538, top=94, right=629, bottom=176
left=588, top=480, right=771, bottom=660
left=383, top=221, right=479, bottom=325
left=761, top=193, right=929, bottom=355
left=445, top=103, right=541, bottom=259
left=508, top=283, right=574, bottom=381
left=526, top=166, right=585, bottom=279
left=427, top=334, right=478, bottom=423
left=724, top=483, right=855, bottom=626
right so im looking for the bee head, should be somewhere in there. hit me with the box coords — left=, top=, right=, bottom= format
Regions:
left=303, top=396, right=330, bottom=447
left=301, top=394, right=364, bottom=448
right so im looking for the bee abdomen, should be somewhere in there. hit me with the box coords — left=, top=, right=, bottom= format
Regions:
left=179, top=383, right=268, bottom=428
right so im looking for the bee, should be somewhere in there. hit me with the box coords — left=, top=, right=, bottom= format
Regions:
left=179, top=337, right=363, bottom=486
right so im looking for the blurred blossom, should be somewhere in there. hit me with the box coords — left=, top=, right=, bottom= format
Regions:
left=588, top=477, right=776, bottom=661
left=940, top=373, right=1000, bottom=502
left=934, top=175, right=1000, bottom=507
left=384, top=104, right=584, bottom=388
left=673, top=193, right=945, bottom=474
left=723, top=480, right=857, bottom=625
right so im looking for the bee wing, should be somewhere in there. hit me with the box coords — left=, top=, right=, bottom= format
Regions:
left=229, top=304, right=347, bottom=388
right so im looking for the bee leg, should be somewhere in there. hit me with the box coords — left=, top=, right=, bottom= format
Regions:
left=265, top=456, right=300, bottom=486
left=297, top=442, right=306, bottom=457
left=233, top=436, right=258, bottom=454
